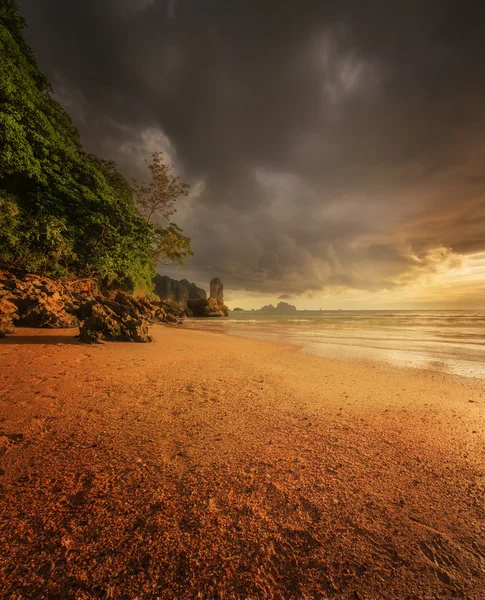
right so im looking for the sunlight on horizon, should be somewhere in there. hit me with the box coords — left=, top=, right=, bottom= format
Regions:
left=225, top=252, right=485, bottom=311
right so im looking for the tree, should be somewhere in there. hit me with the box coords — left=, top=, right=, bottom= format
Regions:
left=133, top=152, right=193, bottom=267
left=132, top=152, right=190, bottom=224
left=0, top=1, right=158, bottom=293
left=150, top=223, right=193, bottom=265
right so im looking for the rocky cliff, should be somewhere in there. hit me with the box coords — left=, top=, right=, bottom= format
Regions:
left=153, top=275, right=206, bottom=313
left=187, top=277, right=229, bottom=317
left=0, top=270, right=182, bottom=343
left=0, top=271, right=231, bottom=343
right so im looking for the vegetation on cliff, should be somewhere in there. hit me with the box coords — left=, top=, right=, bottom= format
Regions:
left=0, top=0, right=191, bottom=294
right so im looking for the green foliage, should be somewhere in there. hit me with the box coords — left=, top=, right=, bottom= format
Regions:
left=133, top=152, right=193, bottom=267
left=133, top=152, right=190, bottom=224
left=0, top=1, right=192, bottom=293
left=0, top=0, right=50, bottom=92
left=13, top=209, right=75, bottom=274
left=0, top=191, right=19, bottom=259
left=151, top=222, right=194, bottom=266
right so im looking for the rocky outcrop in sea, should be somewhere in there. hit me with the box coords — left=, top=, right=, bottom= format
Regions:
left=153, top=275, right=206, bottom=313
left=260, top=301, right=297, bottom=311
left=154, top=275, right=230, bottom=318
left=188, top=278, right=229, bottom=317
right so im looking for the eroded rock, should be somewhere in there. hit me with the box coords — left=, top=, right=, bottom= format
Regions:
left=0, top=297, right=17, bottom=338
left=0, top=270, right=181, bottom=342
left=209, top=277, right=229, bottom=316
left=15, top=295, right=78, bottom=328
left=188, top=278, right=229, bottom=317
left=78, top=302, right=151, bottom=344
left=210, top=278, right=224, bottom=304
left=154, top=275, right=206, bottom=314
left=188, top=297, right=226, bottom=317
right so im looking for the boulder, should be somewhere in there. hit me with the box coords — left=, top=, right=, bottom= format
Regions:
left=76, top=293, right=180, bottom=343
left=188, top=297, right=226, bottom=317
left=113, top=292, right=166, bottom=323
left=0, top=270, right=182, bottom=342
left=78, top=302, right=151, bottom=344
left=165, top=313, right=179, bottom=324
left=1, top=270, right=80, bottom=329
left=14, top=295, right=78, bottom=328
left=0, top=297, right=17, bottom=338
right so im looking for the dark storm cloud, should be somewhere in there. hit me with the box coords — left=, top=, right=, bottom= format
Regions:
left=18, top=0, right=485, bottom=294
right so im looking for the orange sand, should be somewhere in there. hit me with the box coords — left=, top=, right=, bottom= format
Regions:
left=0, top=326, right=484, bottom=599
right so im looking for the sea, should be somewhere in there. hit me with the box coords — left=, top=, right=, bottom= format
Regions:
left=183, top=310, right=485, bottom=379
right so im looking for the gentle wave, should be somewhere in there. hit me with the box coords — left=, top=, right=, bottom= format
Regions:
left=184, top=310, right=485, bottom=379
left=287, top=319, right=312, bottom=322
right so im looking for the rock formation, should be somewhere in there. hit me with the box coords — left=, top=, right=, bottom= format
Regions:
left=187, top=277, right=229, bottom=317
left=210, top=278, right=224, bottom=305
left=153, top=275, right=206, bottom=314
left=15, top=293, right=79, bottom=328
left=260, top=301, right=297, bottom=311
left=76, top=293, right=172, bottom=344
left=0, top=296, right=17, bottom=338
left=0, top=270, right=231, bottom=341
left=276, top=301, right=297, bottom=311
left=0, top=270, right=183, bottom=343
left=0, top=272, right=82, bottom=329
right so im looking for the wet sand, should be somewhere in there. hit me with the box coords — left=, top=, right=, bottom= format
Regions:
left=0, top=326, right=484, bottom=599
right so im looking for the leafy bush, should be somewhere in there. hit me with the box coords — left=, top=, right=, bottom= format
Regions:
left=0, top=1, right=192, bottom=294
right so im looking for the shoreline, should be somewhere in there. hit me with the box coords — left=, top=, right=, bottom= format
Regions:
left=1, top=326, right=484, bottom=598
left=182, top=317, right=485, bottom=382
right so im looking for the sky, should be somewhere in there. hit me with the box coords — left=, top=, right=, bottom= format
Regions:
left=18, top=0, right=485, bottom=309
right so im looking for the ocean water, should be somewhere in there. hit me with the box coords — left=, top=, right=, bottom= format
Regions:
left=183, top=310, right=485, bottom=379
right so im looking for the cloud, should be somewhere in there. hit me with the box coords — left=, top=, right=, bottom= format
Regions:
left=120, top=0, right=155, bottom=15
left=117, top=125, right=176, bottom=172
left=18, top=0, right=485, bottom=302
left=315, top=28, right=382, bottom=110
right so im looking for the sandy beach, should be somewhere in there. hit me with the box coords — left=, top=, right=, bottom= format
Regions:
left=0, top=326, right=484, bottom=599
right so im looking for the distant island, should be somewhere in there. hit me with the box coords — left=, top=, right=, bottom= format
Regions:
left=232, top=307, right=245, bottom=312
left=259, top=301, right=297, bottom=312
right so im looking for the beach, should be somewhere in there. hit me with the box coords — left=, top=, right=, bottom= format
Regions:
left=183, top=310, right=485, bottom=379
left=0, top=326, right=484, bottom=599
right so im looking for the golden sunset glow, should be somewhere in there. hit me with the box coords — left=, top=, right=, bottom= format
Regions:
left=2, top=2, right=485, bottom=598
